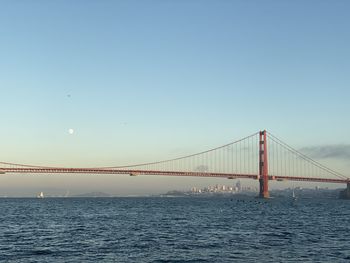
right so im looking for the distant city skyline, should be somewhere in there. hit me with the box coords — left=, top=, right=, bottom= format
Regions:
left=1, top=1, right=350, bottom=194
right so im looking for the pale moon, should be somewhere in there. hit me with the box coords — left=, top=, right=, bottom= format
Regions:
left=68, top=128, right=74, bottom=135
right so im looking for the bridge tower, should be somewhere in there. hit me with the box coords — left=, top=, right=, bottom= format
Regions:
left=259, top=130, right=270, bottom=198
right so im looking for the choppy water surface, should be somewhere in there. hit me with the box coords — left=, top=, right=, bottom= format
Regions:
left=0, top=196, right=349, bottom=262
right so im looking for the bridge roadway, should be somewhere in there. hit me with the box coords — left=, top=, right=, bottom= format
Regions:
left=0, top=168, right=348, bottom=184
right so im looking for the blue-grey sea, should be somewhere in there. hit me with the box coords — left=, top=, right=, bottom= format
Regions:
left=0, top=196, right=349, bottom=262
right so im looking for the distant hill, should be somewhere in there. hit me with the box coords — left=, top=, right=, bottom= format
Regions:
left=72, top=192, right=112, bottom=197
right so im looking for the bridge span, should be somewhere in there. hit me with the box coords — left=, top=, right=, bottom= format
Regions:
left=1, top=131, right=349, bottom=198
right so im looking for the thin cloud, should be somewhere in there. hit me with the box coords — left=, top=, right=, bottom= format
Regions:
left=300, top=145, right=350, bottom=160
left=195, top=165, right=209, bottom=172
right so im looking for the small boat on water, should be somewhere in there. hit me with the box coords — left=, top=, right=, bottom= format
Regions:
left=292, top=189, right=297, bottom=201
left=37, top=192, right=44, bottom=198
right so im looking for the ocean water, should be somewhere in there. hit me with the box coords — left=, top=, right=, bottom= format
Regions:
left=0, top=196, right=349, bottom=262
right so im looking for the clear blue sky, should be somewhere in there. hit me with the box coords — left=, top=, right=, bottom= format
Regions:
left=0, top=1, right=349, bottom=195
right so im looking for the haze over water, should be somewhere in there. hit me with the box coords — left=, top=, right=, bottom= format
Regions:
left=1, top=196, right=349, bottom=262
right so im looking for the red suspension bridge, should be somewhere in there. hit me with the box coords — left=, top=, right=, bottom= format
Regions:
left=1, top=130, right=349, bottom=198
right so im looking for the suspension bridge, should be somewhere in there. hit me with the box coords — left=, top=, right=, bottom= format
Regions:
left=1, top=130, right=349, bottom=198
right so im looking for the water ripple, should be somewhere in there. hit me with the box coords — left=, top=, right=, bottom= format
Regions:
left=0, top=197, right=349, bottom=262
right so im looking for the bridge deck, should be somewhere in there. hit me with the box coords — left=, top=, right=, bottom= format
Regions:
left=0, top=168, right=348, bottom=184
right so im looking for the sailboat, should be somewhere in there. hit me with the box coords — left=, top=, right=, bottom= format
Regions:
left=37, top=192, right=44, bottom=198
left=292, top=189, right=297, bottom=201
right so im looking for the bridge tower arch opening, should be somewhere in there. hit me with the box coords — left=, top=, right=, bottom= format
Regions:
left=259, top=130, right=270, bottom=198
